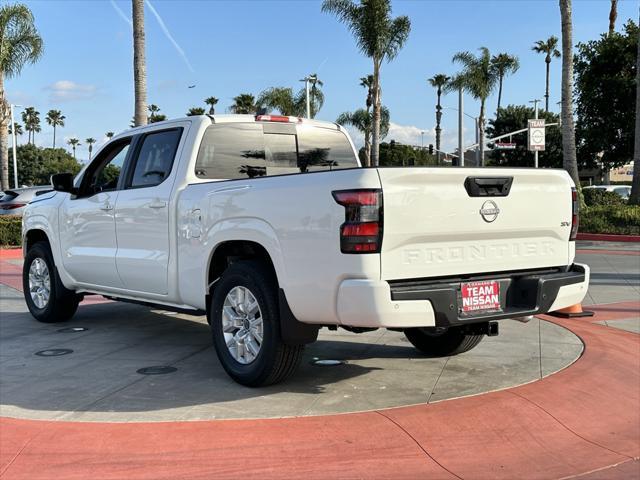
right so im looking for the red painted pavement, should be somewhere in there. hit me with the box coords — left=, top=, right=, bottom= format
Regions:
left=577, top=233, right=640, bottom=243
left=577, top=248, right=640, bottom=256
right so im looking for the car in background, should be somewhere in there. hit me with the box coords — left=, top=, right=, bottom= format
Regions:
left=583, top=185, right=631, bottom=200
left=0, top=186, right=52, bottom=216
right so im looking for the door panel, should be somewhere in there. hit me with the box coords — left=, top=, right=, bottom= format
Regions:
left=115, top=127, right=184, bottom=295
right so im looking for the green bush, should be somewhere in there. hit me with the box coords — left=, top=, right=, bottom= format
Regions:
left=0, top=215, right=22, bottom=246
left=580, top=205, right=640, bottom=235
left=582, top=188, right=626, bottom=207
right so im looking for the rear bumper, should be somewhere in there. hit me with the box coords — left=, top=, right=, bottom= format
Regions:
left=336, top=263, right=589, bottom=329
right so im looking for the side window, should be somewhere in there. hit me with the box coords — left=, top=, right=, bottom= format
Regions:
left=81, top=140, right=131, bottom=196
left=130, top=129, right=182, bottom=188
left=195, top=124, right=265, bottom=179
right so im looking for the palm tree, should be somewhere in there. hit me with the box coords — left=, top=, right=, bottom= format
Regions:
left=45, top=109, right=65, bottom=148
left=608, top=0, right=618, bottom=36
left=532, top=36, right=561, bottom=112
left=67, top=138, right=80, bottom=159
left=186, top=107, right=205, bottom=116
left=106, top=131, right=114, bottom=140
left=451, top=47, right=498, bottom=165
left=204, top=96, right=219, bottom=115
left=132, top=0, right=147, bottom=127
left=229, top=93, right=257, bottom=114
left=85, top=137, right=96, bottom=161
left=0, top=3, right=43, bottom=190
left=491, top=53, right=520, bottom=113
left=359, top=75, right=374, bottom=165
left=559, top=0, right=579, bottom=187
left=147, top=104, right=166, bottom=123
left=307, top=74, right=325, bottom=118
left=322, top=0, right=411, bottom=167
left=8, top=122, right=22, bottom=146
left=336, top=106, right=390, bottom=165
left=21, top=107, right=40, bottom=145
left=428, top=74, right=450, bottom=163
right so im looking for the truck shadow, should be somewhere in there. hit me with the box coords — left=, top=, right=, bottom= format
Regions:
left=1, top=300, right=437, bottom=419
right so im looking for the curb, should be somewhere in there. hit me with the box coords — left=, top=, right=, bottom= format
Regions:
left=577, top=233, right=640, bottom=243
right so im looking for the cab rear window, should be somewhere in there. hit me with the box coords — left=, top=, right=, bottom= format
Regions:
left=195, top=123, right=358, bottom=180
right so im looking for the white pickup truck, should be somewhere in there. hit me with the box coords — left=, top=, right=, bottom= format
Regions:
left=22, top=114, right=589, bottom=386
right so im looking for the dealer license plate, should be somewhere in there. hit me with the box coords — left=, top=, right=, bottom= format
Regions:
left=460, top=280, right=502, bottom=314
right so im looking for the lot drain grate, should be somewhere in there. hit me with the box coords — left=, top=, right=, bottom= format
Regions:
left=57, top=327, right=89, bottom=333
left=35, top=349, right=73, bottom=357
left=137, top=366, right=177, bottom=375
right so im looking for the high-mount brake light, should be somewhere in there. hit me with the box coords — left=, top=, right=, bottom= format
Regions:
left=570, top=187, right=579, bottom=241
left=332, top=189, right=383, bottom=254
left=255, top=115, right=301, bottom=123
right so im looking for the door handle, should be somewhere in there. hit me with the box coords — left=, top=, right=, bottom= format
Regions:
left=99, top=203, right=113, bottom=211
left=148, top=201, right=167, bottom=209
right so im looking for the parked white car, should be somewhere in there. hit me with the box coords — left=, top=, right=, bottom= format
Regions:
left=21, top=115, right=589, bottom=386
left=583, top=184, right=631, bottom=200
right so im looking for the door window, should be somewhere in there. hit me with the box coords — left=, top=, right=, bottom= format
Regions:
left=80, top=140, right=131, bottom=196
left=130, top=129, right=182, bottom=188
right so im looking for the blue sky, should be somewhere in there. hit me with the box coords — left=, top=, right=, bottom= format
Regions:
left=9, top=0, right=639, bottom=161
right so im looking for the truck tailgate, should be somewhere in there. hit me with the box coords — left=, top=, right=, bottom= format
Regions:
left=377, top=168, right=573, bottom=281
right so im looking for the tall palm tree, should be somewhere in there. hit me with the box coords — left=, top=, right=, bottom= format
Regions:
left=21, top=107, right=40, bottom=145
left=8, top=122, right=22, bottom=146
left=67, top=138, right=80, bottom=159
left=559, top=0, right=579, bottom=187
left=532, top=36, right=561, bottom=112
left=491, top=53, right=520, bottom=113
left=229, top=93, right=256, bottom=114
left=0, top=3, right=43, bottom=190
left=336, top=106, right=390, bottom=165
left=451, top=47, right=498, bottom=165
left=132, top=0, right=147, bottom=127
left=204, top=96, right=219, bottom=115
left=186, top=107, right=206, bottom=116
left=85, top=137, right=96, bottom=160
left=608, top=0, right=618, bottom=36
left=257, top=86, right=324, bottom=117
left=428, top=74, right=450, bottom=163
left=628, top=11, right=639, bottom=204
left=106, top=131, right=114, bottom=140
left=322, top=0, right=411, bottom=167
left=45, top=109, right=65, bottom=148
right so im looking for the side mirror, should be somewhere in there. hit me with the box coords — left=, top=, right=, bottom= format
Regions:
left=51, top=173, right=76, bottom=194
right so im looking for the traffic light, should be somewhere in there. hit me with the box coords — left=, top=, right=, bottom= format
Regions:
left=428, top=144, right=434, bottom=155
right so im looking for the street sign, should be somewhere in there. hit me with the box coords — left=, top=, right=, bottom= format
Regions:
left=494, top=142, right=517, bottom=150
left=528, top=119, right=546, bottom=151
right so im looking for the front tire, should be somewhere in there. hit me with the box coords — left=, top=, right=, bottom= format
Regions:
left=23, top=241, right=81, bottom=323
left=404, top=326, right=484, bottom=357
left=210, top=260, right=304, bottom=387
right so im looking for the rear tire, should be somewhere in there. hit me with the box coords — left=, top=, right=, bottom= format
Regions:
left=404, top=326, right=484, bottom=357
left=210, top=260, right=304, bottom=387
left=23, top=241, right=81, bottom=323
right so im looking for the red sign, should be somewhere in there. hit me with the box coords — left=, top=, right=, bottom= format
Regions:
left=461, top=280, right=501, bottom=313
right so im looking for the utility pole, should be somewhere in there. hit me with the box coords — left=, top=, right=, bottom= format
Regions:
left=529, top=99, right=541, bottom=168
left=300, top=74, right=317, bottom=119
left=10, top=104, right=21, bottom=188
left=458, top=87, right=464, bottom=166
left=421, top=131, right=424, bottom=148
left=474, top=117, right=480, bottom=166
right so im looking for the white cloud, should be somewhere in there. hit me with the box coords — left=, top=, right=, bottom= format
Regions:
left=44, top=80, right=98, bottom=103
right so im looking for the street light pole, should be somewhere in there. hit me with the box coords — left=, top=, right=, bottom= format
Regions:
left=421, top=131, right=424, bottom=148
left=529, top=99, right=541, bottom=168
left=458, top=87, right=464, bottom=167
left=300, top=74, right=317, bottom=119
left=10, top=104, right=21, bottom=188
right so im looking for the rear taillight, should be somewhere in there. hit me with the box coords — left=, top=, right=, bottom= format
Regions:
left=332, top=189, right=382, bottom=253
left=570, top=187, right=579, bottom=241
left=0, top=203, right=26, bottom=210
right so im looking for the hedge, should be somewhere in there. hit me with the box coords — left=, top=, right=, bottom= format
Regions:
left=580, top=205, right=640, bottom=235
left=0, top=215, right=22, bottom=246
